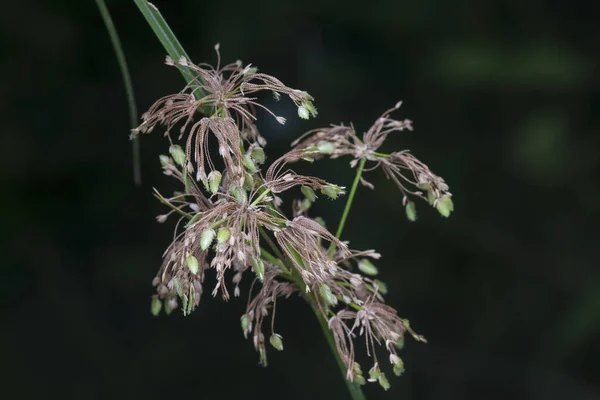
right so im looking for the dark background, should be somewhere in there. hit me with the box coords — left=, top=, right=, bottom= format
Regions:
left=2, top=0, right=599, bottom=399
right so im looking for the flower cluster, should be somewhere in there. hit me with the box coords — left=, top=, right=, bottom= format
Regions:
left=137, top=46, right=452, bottom=391
left=292, top=101, right=454, bottom=220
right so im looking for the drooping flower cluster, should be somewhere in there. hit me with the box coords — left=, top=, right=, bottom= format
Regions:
left=137, top=46, right=452, bottom=391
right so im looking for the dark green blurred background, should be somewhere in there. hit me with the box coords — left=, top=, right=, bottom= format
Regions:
left=2, top=0, right=599, bottom=399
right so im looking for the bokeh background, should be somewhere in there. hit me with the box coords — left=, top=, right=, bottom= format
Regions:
left=2, top=0, right=599, bottom=399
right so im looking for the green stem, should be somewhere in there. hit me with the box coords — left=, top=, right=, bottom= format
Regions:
left=250, top=188, right=271, bottom=207
left=328, top=158, right=366, bottom=255
left=95, top=0, right=141, bottom=186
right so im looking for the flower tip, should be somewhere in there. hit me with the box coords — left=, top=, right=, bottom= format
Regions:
left=275, top=116, right=287, bottom=125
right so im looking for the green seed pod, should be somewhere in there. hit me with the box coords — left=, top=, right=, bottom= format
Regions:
left=151, top=295, right=162, bottom=316
left=207, top=171, right=222, bottom=195
left=251, top=147, right=265, bottom=164
left=378, top=373, right=390, bottom=391
left=358, top=259, right=378, bottom=276
left=436, top=195, right=454, bottom=217
left=392, top=358, right=405, bottom=377
left=240, top=314, right=252, bottom=332
left=405, top=201, right=417, bottom=222
left=242, top=154, right=257, bottom=173
left=319, top=284, right=337, bottom=306
left=269, top=334, right=284, bottom=351
left=168, top=144, right=186, bottom=167
left=217, top=228, right=231, bottom=244
left=301, top=185, right=317, bottom=202
left=252, top=257, right=265, bottom=281
left=200, top=229, right=216, bottom=250
left=317, top=141, right=335, bottom=155
left=186, top=255, right=199, bottom=275
left=297, top=106, right=310, bottom=120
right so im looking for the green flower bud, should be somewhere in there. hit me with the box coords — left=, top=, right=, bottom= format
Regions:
left=358, top=259, right=378, bottom=276
left=354, top=375, right=366, bottom=385
left=394, top=334, right=405, bottom=350
left=186, top=255, right=199, bottom=275
left=392, top=358, right=405, bottom=377
left=303, top=101, right=318, bottom=117
left=252, top=257, right=265, bottom=281
left=417, top=181, right=431, bottom=191
left=151, top=295, right=162, bottom=316
left=244, top=66, right=258, bottom=76
left=269, top=334, right=284, bottom=351
left=319, top=284, right=338, bottom=306
left=251, top=147, right=265, bottom=164
left=301, top=185, right=317, bottom=202
left=317, top=141, right=334, bottom=155
left=352, top=362, right=363, bottom=376
left=300, top=198, right=312, bottom=211
left=378, top=373, right=390, bottom=391
left=259, top=347, right=268, bottom=366
left=427, top=190, right=436, bottom=205
left=200, top=229, right=216, bottom=250
left=164, top=298, right=177, bottom=315
left=159, top=154, right=171, bottom=168
left=297, top=106, right=310, bottom=120
left=243, top=172, right=255, bottom=191
left=242, top=154, right=257, bottom=172
left=320, top=184, right=346, bottom=200
left=172, top=276, right=183, bottom=297
left=207, top=171, right=222, bottom=195
left=240, top=314, right=251, bottom=332
left=368, top=364, right=381, bottom=381
left=436, top=195, right=454, bottom=217
left=230, top=185, right=247, bottom=203
left=405, top=201, right=417, bottom=222
left=217, top=228, right=231, bottom=244
left=374, top=279, right=388, bottom=295
left=169, top=144, right=186, bottom=167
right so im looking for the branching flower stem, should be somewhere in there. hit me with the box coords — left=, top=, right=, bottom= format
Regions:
left=328, top=158, right=367, bottom=256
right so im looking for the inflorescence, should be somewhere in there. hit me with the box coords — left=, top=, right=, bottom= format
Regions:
left=134, top=45, right=453, bottom=390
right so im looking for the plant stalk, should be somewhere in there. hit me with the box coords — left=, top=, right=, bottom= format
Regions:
left=95, top=0, right=141, bottom=186
left=328, top=158, right=366, bottom=255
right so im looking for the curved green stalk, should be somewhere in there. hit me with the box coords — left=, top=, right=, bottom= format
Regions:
left=95, top=0, right=141, bottom=186
left=328, top=158, right=366, bottom=255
